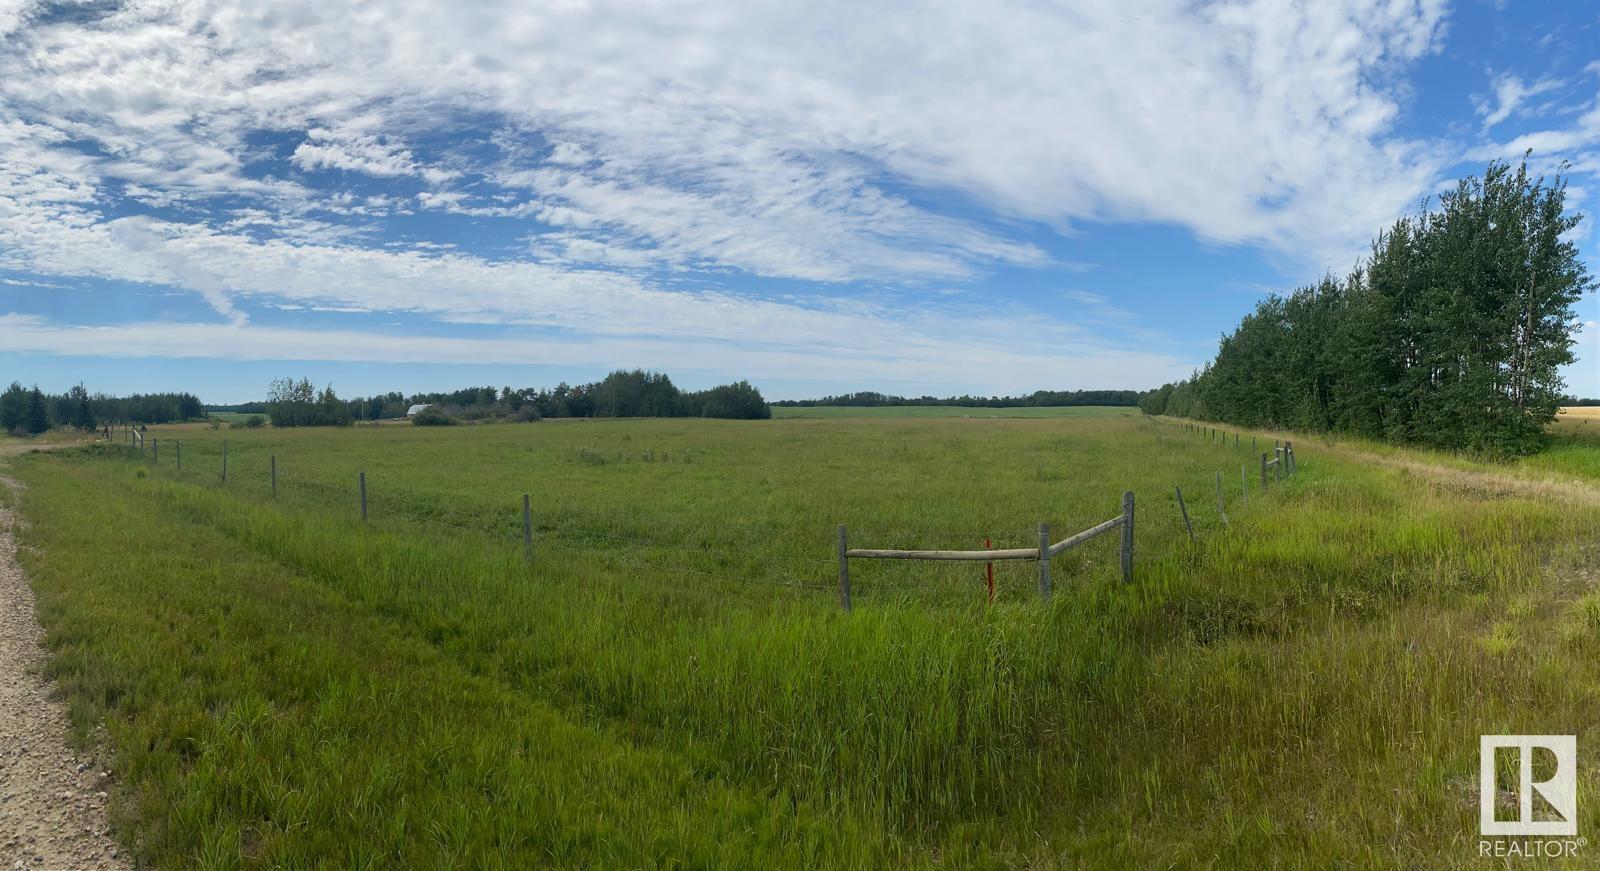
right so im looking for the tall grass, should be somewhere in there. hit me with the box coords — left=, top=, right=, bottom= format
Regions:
left=12, top=414, right=1600, bottom=866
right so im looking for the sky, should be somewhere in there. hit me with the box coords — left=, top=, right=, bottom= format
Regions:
left=0, top=0, right=1597, bottom=404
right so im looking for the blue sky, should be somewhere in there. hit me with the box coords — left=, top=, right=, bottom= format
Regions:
left=0, top=0, right=1597, bottom=404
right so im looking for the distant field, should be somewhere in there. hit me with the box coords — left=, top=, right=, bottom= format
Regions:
left=8, top=414, right=1600, bottom=865
left=770, top=404, right=1136, bottom=418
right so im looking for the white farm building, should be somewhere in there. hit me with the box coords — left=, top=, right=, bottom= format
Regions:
left=405, top=404, right=432, bottom=418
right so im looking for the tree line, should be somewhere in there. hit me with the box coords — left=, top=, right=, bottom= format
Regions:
left=1139, top=157, right=1594, bottom=456
left=246, top=370, right=772, bottom=427
left=1, top=383, right=204, bottom=435
left=772, top=389, right=1140, bottom=408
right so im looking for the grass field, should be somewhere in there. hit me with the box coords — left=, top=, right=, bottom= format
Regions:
left=7, top=413, right=1600, bottom=866
left=770, top=404, right=1136, bottom=418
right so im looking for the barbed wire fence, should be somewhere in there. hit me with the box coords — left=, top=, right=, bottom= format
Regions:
left=107, top=417, right=1301, bottom=610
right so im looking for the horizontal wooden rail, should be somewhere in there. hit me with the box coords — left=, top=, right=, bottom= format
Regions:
left=836, top=491, right=1135, bottom=608
left=1047, top=514, right=1123, bottom=557
left=846, top=546, right=1037, bottom=561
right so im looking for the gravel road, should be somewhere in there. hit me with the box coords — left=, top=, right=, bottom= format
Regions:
left=0, top=446, right=126, bottom=869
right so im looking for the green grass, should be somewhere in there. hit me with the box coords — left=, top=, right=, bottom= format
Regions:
left=769, top=404, right=1136, bottom=418
left=1277, top=412, right=1600, bottom=486
left=10, top=414, right=1600, bottom=866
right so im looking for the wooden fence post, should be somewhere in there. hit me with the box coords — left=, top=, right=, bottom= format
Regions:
left=837, top=525, right=852, bottom=612
left=1037, top=522, right=1051, bottom=600
left=1175, top=486, right=1194, bottom=542
left=1286, top=441, right=1295, bottom=474
left=1260, top=453, right=1269, bottom=489
left=1240, top=464, right=1248, bottom=506
left=152, top=438, right=158, bottom=463
left=523, top=494, right=532, bottom=563
left=271, top=455, right=277, bottom=499
left=359, top=472, right=368, bottom=521
left=1120, top=491, right=1134, bottom=584
left=1215, top=471, right=1227, bottom=525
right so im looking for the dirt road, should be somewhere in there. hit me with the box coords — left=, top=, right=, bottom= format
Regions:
left=0, top=443, right=125, bottom=869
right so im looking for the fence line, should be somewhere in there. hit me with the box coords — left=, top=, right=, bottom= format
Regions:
left=1163, top=419, right=1299, bottom=540
left=1214, top=471, right=1228, bottom=526
left=108, top=417, right=1303, bottom=612
left=1174, top=486, right=1194, bottom=541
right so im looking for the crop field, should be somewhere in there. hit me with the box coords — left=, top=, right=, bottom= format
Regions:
left=8, top=413, right=1600, bottom=867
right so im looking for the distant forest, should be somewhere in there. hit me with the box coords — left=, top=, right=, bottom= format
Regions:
left=772, top=389, right=1140, bottom=408
left=211, top=370, right=772, bottom=427
left=1139, top=158, right=1595, bottom=456
left=1, top=382, right=203, bottom=434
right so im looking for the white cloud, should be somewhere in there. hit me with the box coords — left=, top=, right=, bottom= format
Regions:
left=0, top=314, right=1194, bottom=394
left=0, top=0, right=1492, bottom=389
left=292, top=126, right=456, bottom=184
left=0, top=0, right=1455, bottom=280
left=0, top=203, right=1093, bottom=366
left=0, top=0, right=30, bottom=39
left=1476, top=74, right=1564, bottom=130
left=1472, top=101, right=1600, bottom=162
left=105, top=216, right=247, bottom=324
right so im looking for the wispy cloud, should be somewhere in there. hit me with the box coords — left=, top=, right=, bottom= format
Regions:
left=1475, top=74, right=1565, bottom=130
left=0, top=0, right=1478, bottom=389
left=292, top=126, right=458, bottom=185
left=0, top=313, right=1196, bottom=394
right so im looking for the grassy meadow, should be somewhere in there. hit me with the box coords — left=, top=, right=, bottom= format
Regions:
left=769, top=404, right=1137, bottom=419
left=7, top=412, right=1600, bottom=867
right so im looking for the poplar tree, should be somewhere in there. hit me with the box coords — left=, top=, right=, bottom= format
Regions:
left=1141, top=156, right=1593, bottom=456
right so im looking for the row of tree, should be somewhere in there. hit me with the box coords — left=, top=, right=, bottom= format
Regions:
left=1, top=383, right=206, bottom=434
left=257, top=370, right=772, bottom=427
left=772, top=389, right=1140, bottom=408
left=1139, top=158, right=1594, bottom=456
left=0, top=384, right=53, bottom=434
left=264, top=378, right=354, bottom=427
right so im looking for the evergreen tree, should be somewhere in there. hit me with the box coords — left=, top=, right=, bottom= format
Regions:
left=0, top=382, right=26, bottom=432
left=23, top=386, right=49, bottom=434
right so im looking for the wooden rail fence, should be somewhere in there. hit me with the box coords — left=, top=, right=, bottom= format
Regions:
left=834, top=491, right=1134, bottom=611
